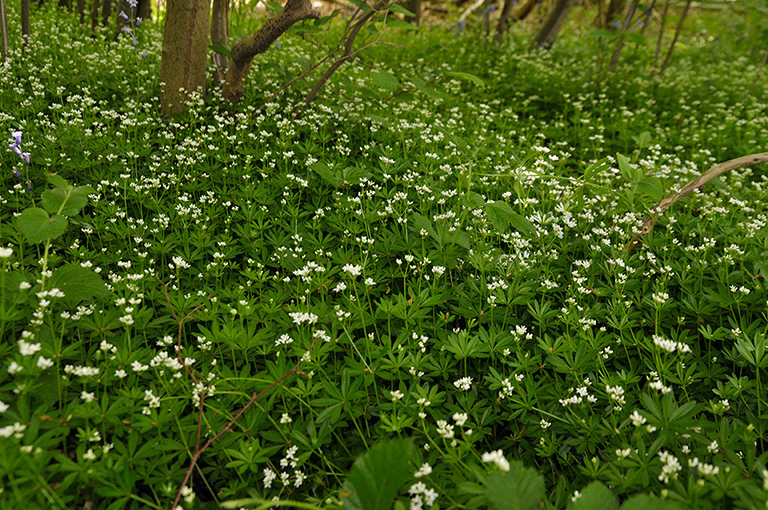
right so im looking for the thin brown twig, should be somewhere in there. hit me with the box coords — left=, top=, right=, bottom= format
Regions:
left=626, top=152, right=768, bottom=251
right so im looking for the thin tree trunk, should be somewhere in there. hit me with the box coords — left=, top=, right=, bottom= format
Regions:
left=406, top=0, right=420, bottom=25
left=21, top=0, right=30, bottom=41
left=211, top=0, right=229, bottom=87
left=531, top=0, right=577, bottom=49
left=652, top=0, right=670, bottom=71
left=136, top=0, right=150, bottom=19
left=78, top=0, right=85, bottom=22
left=91, top=0, right=100, bottom=29
left=0, top=0, right=8, bottom=61
left=608, top=0, right=638, bottom=72
left=159, top=0, right=212, bottom=115
left=496, top=0, right=540, bottom=44
left=101, top=0, right=112, bottom=26
left=222, top=0, right=320, bottom=103
left=657, top=0, right=691, bottom=77
left=604, top=0, right=625, bottom=29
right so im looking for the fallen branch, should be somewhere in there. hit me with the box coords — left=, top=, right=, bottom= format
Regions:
left=159, top=277, right=319, bottom=509
left=625, top=151, right=768, bottom=251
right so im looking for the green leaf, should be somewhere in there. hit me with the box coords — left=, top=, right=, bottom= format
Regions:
left=15, top=208, right=69, bottom=244
left=342, top=438, right=416, bottom=510
left=617, top=153, right=639, bottom=182
left=370, top=70, right=399, bottom=91
left=484, top=201, right=536, bottom=236
left=41, top=185, right=93, bottom=216
left=388, top=3, right=414, bottom=16
left=444, top=71, right=486, bottom=88
left=619, top=494, right=685, bottom=510
left=47, top=174, right=69, bottom=189
left=50, top=264, right=109, bottom=305
left=310, top=162, right=343, bottom=187
left=635, top=177, right=665, bottom=202
left=486, top=461, right=545, bottom=510
left=209, top=43, right=231, bottom=57
left=266, top=1, right=282, bottom=13
left=568, top=482, right=617, bottom=510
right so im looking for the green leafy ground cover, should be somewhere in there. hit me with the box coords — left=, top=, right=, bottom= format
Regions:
left=1, top=3, right=768, bottom=509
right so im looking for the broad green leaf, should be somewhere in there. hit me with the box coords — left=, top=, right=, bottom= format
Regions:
left=388, top=3, right=414, bottom=16
left=209, top=43, right=231, bottom=56
left=386, top=19, right=418, bottom=29
left=370, top=70, right=399, bottom=91
left=47, top=174, right=69, bottom=189
left=636, top=177, right=665, bottom=202
left=617, top=153, right=639, bottom=182
left=42, top=185, right=93, bottom=216
left=620, top=494, right=685, bottom=510
left=568, top=481, right=617, bottom=510
left=266, top=1, right=282, bottom=13
left=310, top=162, right=343, bottom=187
left=484, top=201, right=536, bottom=236
left=411, top=77, right=450, bottom=100
left=444, top=71, right=486, bottom=88
left=15, top=208, right=68, bottom=244
left=50, top=264, right=110, bottom=305
left=486, top=461, right=545, bottom=510
left=342, top=438, right=415, bottom=510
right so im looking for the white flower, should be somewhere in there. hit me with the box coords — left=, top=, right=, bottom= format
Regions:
left=453, top=377, right=472, bottom=391
left=342, top=264, right=362, bottom=276
left=414, top=462, right=432, bottom=478
left=629, top=410, right=647, bottom=426
left=81, top=391, right=96, bottom=403
left=36, top=356, right=53, bottom=369
left=481, top=450, right=510, bottom=472
left=0, top=247, right=13, bottom=258
left=453, top=412, right=468, bottom=426
left=18, top=340, right=42, bottom=356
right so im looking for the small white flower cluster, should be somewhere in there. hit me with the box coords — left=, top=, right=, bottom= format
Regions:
left=511, top=325, right=533, bottom=342
left=143, top=389, right=161, bottom=415
left=481, top=450, right=510, bottom=471
left=652, top=335, right=691, bottom=354
left=436, top=420, right=454, bottom=440
left=453, top=377, right=473, bottom=391
left=289, top=311, right=318, bottom=325
left=652, top=291, right=669, bottom=305
left=64, top=364, right=100, bottom=377
left=688, top=457, right=719, bottom=476
left=409, top=481, right=438, bottom=510
left=0, top=422, right=26, bottom=439
left=191, top=381, right=215, bottom=407
left=263, top=446, right=306, bottom=489
left=648, top=371, right=672, bottom=395
left=657, top=450, right=682, bottom=483
left=342, top=264, right=363, bottom=276
left=559, top=378, right=597, bottom=406
left=605, top=384, right=625, bottom=410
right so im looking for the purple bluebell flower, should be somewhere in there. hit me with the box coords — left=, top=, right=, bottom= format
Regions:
left=484, top=5, right=496, bottom=14
left=136, top=17, right=143, bottom=27
left=454, top=20, right=465, bottom=34
left=11, top=144, right=22, bottom=157
left=11, top=131, right=22, bottom=145
left=119, top=10, right=129, bottom=21
left=274, top=39, right=282, bottom=49
left=22, top=152, right=30, bottom=165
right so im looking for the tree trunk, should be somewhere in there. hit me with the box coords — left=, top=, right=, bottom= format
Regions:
left=222, top=0, right=320, bottom=104
left=604, top=0, right=625, bottom=29
left=102, top=0, right=113, bottom=26
left=0, top=0, right=8, bottom=61
left=91, top=0, right=100, bottom=29
left=531, top=0, right=577, bottom=49
left=21, top=0, right=30, bottom=40
left=159, top=0, right=212, bottom=115
left=137, top=0, right=150, bottom=20
left=495, top=0, right=540, bottom=44
left=211, top=0, right=229, bottom=87
left=657, top=0, right=691, bottom=78
left=405, top=0, right=421, bottom=25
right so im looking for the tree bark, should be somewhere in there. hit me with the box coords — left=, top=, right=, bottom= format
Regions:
left=159, top=0, right=212, bottom=115
left=102, top=0, right=113, bottom=26
left=604, top=0, right=625, bottom=29
left=495, top=0, right=540, bottom=44
left=405, top=0, right=421, bottom=25
left=137, top=0, right=150, bottom=20
left=21, top=0, right=30, bottom=40
left=211, top=0, right=229, bottom=87
left=0, top=0, right=8, bottom=61
left=222, top=0, right=320, bottom=103
left=657, top=0, right=691, bottom=77
left=531, top=0, right=577, bottom=49
left=90, top=0, right=100, bottom=29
